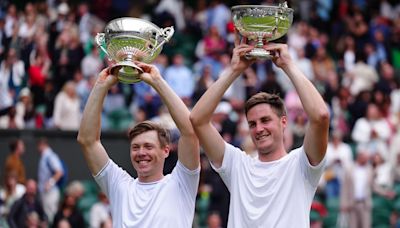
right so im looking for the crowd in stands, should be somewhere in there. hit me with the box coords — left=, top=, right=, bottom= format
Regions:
left=1, top=0, right=400, bottom=227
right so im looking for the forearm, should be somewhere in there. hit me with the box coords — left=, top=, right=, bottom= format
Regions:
left=77, top=82, right=111, bottom=174
left=190, top=67, right=241, bottom=125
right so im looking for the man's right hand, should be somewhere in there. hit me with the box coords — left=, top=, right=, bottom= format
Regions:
left=96, top=67, right=119, bottom=89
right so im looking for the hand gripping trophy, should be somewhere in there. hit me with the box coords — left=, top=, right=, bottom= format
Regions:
left=96, top=17, right=174, bottom=83
left=232, top=1, right=293, bottom=59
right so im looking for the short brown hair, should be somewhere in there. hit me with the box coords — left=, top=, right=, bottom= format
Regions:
left=128, top=121, right=170, bottom=148
left=244, top=92, right=286, bottom=117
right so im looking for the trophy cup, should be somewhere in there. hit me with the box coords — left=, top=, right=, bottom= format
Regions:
left=232, top=2, right=293, bottom=59
left=96, top=17, right=174, bottom=83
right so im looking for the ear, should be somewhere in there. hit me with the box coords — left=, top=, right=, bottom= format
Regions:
left=281, top=116, right=288, bottom=129
left=163, top=145, right=170, bottom=158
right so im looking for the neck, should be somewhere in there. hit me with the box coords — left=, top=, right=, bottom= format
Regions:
left=138, top=174, right=164, bottom=183
left=257, top=148, right=287, bottom=162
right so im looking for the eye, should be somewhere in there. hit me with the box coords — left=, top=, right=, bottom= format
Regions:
left=248, top=122, right=256, bottom=129
left=144, top=144, right=153, bottom=150
left=261, top=117, right=270, bottom=123
left=131, top=145, right=139, bottom=151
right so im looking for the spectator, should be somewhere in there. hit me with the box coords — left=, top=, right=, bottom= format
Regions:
left=351, top=103, right=391, bottom=159
left=53, top=81, right=81, bottom=130
left=52, top=193, right=85, bottom=228
left=340, top=150, right=373, bottom=228
left=164, top=53, right=195, bottom=105
left=0, top=48, right=25, bottom=102
left=89, top=192, right=111, bottom=228
left=4, top=138, right=26, bottom=184
left=0, top=171, right=26, bottom=220
left=7, top=179, right=47, bottom=228
left=37, top=137, right=64, bottom=223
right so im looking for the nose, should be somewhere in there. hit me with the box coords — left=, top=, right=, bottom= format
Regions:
left=255, top=123, right=264, bottom=133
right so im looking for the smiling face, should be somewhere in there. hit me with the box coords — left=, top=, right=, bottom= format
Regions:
left=247, top=104, right=287, bottom=158
left=129, top=127, right=170, bottom=183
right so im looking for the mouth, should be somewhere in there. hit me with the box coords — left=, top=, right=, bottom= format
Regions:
left=255, top=132, right=271, bottom=141
left=136, top=159, right=151, bottom=167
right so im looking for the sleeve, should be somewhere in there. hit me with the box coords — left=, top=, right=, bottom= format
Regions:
left=172, top=161, right=200, bottom=206
left=49, top=154, right=63, bottom=172
left=298, top=147, right=326, bottom=188
left=93, top=159, right=133, bottom=200
left=210, top=142, right=242, bottom=190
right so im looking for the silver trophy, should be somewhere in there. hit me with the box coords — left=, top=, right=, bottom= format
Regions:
left=232, top=2, right=293, bottom=59
left=95, top=17, right=174, bottom=83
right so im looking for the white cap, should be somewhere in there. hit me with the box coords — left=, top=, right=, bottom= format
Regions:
left=57, top=3, right=70, bottom=15
left=215, top=101, right=232, bottom=115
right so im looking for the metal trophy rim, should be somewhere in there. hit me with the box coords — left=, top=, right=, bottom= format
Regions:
left=104, top=17, right=162, bottom=33
left=231, top=4, right=294, bottom=12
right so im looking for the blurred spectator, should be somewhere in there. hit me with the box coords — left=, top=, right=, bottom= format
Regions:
left=4, top=4, right=17, bottom=39
left=65, top=181, right=85, bottom=200
left=207, top=211, right=222, bottom=228
left=347, top=52, right=379, bottom=97
left=89, top=192, right=110, bottom=228
left=53, top=81, right=81, bottom=130
left=205, top=0, right=230, bottom=38
left=7, top=179, right=47, bottom=228
left=325, top=131, right=354, bottom=169
left=18, top=4, right=37, bottom=45
left=155, top=0, right=185, bottom=31
left=14, top=87, right=37, bottom=129
left=212, top=101, right=236, bottom=144
left=351, top=103, right=391, bottom=159
left=340, top=150, right=373, bottom=228
left=28, top=47, right=51, bottom=107
left=131, top=78, right=161, bottom=120
left=0, top=171, right=26, bottom=219
left=37, top=137, right=64, bottom=223
left=371, top=153, right=396, bottom=200
left=164, top=53, right=194, bottom=106
left=81, top=45, right=103, bottom=79
left=202, top=26, right=226, bottom=60
left=0, top=48, right=25, bottom=102
left=192, top=64, right=214, bottom=104
left=52, top=25, right=84, bottom=93
left=4, top=138, right=26, bottom=184
left=52, top=193, right=85, bottom=228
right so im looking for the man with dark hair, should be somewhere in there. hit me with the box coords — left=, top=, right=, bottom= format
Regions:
left=77, top=62, right=200, bottom=227
left=4, top=138, right=26, bottom=184
left=190, top=33, right=330, bottom=227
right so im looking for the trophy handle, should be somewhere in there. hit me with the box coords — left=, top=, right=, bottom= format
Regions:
left=95, top=33, right=109, bottom=56
left=151, top=26, right=175, bottom=55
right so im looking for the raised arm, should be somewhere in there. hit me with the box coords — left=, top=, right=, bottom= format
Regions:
left=190, top=34, right=254, bottom=168
left=77, top=68, right=118, bottom=175
left=136, top=62, right=199, bottom=170
left=265, top=44, right=330, bottom=165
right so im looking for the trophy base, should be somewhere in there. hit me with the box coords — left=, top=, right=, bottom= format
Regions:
left=245, top=48, right=273, bottom=60
left=111, top=61, right=143, bottom=84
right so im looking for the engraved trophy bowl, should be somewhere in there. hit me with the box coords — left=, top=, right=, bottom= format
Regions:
left=232, top=2, right=293, bottom=59
left=96, top=17, right=174, bottom=83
